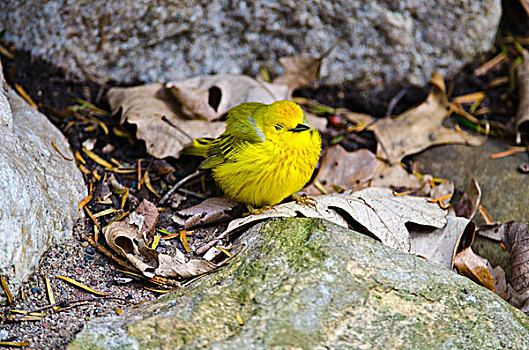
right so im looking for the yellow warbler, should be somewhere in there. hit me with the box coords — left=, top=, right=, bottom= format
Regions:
left=183, top=100, right=321, bottom=208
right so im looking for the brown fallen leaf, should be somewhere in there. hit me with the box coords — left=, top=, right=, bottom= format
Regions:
left=166, top=74, right=291, bottom=120
left=273, top=56, right=322, bottom=91
left=454, top=247, right=495, bottom=292
left=491, top=265, right=509, bottom=300
left=410, top=216, right=474, bottom=270
left=454, top=178, right=482, bottom=219
left=372, top=72, right=484, bottom=164
left=370, top=160, right=454, bottom=204
left=201, top=188, right=447, bottom=255
left=107, top=75, right=326, bottom=159
left=129, top=199, right=159, bottom=241
left=516, top=49, right=529, bottom=144
left=107, top=83, right=225, bottom=159
left=172, top=197, right=243, bottom=228
left=104, top=201, right=215, bottom=279
left=306, top=146, right=376, bottom=195
left=370, top=160, right=424, bottom=189
left=273, top=40, right=342, bottom=91
left=502, top=223, right=529, bottom=294
left=476, top=223, right=506, bottom=242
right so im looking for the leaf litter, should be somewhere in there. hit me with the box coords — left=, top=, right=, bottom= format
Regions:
left=4, top=42, right=528, bottom=348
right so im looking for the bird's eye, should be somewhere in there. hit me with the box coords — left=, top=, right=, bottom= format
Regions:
left=275, top=124, right=283, bottom=131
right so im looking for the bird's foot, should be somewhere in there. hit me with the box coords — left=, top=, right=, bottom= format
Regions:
left=292, top=193, right=318, bottom=209
left=245, top=204, right=278, bottom=216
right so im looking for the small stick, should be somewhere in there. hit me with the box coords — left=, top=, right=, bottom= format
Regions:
left=159, top=170, right=202, bottom=204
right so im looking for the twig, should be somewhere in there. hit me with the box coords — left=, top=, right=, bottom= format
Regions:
left=8, top=296, right=133, bottom=321
left=159, top=170, right=202, bottom=204
left=177, top=188, right=208, bottom=199
left=385, top=88, right=408, bottom=116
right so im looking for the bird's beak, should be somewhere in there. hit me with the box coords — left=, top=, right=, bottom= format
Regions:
left=289, top=124, right=310, bottom=132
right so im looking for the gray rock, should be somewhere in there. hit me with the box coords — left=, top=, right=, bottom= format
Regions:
left=0, top=61, right=87, bottom=304
left=69, top=218, right=529, bottom=349
left=1, top=0, right=500, bottom=86
left=414, top=139, right=529, bottom=224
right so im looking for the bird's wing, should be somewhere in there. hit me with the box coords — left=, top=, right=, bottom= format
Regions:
left=200, top=102, right=266, bottom=169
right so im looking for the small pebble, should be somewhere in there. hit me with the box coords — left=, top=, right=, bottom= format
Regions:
left=519, top=163, right=529, bottom=173
left=81, top=241, right=89, bottom=248
left=84, top=255, right=94, bottom=261
left=85, top=246, right=95, bottom=255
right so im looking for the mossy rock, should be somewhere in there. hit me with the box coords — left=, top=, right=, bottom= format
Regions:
left=69, top=218, right=529, bottom=349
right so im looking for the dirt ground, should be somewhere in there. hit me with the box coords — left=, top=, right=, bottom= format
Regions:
left=0, top=36, right=520, bottom=349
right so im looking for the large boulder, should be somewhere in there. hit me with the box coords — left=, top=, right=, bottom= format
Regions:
left=69, top=218, right=529, bottom=349
left=0, top=61, right=86, bottom=303
left=1, top=1, right=501, bottom=85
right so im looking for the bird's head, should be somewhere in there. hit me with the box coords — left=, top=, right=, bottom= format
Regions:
left=255, top=100, right=314, bottom=143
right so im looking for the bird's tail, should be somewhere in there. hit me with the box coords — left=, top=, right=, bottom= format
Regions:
left=180, top=137, right=214, bottom=157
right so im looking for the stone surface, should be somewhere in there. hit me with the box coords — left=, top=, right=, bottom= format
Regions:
left=1, top=1, right=501, bottom=86
left=0, top=61, right=87, bottom=303
left=70, top=218, right=529, bottom=349
left=414, top=139, right=529, bottom=224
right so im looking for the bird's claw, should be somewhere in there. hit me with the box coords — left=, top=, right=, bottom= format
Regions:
left=245, top=205, right=278, bottom=216
left=292, top=194, right=318, bottom=209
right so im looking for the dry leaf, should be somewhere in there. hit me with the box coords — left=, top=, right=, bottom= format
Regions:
left=135, top=199, right=159, bottom=241
left=516, top=49, right=529, bottom=143
left=476, top=223, right=505, bottom=242
left=372, top=73, right=484, bottom=164
left=107, top=75, right=324, bottom=159
left=273, top=56, right=322, bottom=91
left=104, top=203, right=215, bottom=279
left=410, top=216, right=474, bottom=269
left=370, top=160, right=454, bottom=203
left=166, top=74, right=291, bottom=119
left=370, top=160, right=424, bottom=189
left=454, top=247, right=495, bottom=292
left=477, top=222, right=529, bottom=298
left=454, top=178, right=482, bottom=219
left=107, top=83, right=225, bottom=159
left=306, top=147, right=376, bottom=195
left=491, top=265, right=509, bottom=299
left=502, top=223, right=529, bottom=294
left=172, top=197, right=242, bottom=228
left=221, top=188, right=447, bottom=253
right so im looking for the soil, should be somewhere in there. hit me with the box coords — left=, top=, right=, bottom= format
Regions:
left=0, top=31, right=522, bottom=349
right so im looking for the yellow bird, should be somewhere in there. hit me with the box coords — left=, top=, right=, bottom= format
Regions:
left=183, top=100, right=322, bottom=209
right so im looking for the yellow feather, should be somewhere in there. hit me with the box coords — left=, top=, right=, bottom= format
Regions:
left=183, top=100, right=321, bottom=207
